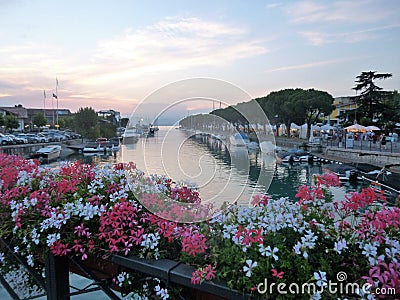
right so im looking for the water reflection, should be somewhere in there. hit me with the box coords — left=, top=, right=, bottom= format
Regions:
left=41, top=127, right=367, bottom=203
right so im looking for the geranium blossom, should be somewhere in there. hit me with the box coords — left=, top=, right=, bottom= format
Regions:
left=243, top=259, right=257, bottom=277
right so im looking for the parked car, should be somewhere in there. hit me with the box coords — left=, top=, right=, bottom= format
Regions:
left=14, top=134, right=28, bottom=144
left=26, top=134, right=40, bottom=144
left=36, top=133, right=49, bottom=143
left=5, top=134, right=17, bottom=145
left=0, top=133, right=11, bottom=145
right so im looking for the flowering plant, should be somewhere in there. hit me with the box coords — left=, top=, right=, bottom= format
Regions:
left=0, top=153, right=399, bottom=299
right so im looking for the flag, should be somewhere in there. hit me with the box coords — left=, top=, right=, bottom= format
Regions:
left=53, top=93, right=58, bottom=99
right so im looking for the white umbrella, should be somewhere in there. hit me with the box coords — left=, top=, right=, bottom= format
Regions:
left=312, top=125, right=321, bottom=131
left=320, top=124, right=335, bottom=131
left=365, top=125, right=381, bottom=131
left=345, top=124, right=368, bottom=132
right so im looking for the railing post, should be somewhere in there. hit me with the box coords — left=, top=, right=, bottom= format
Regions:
left=45, top=254, right=70, bottom=300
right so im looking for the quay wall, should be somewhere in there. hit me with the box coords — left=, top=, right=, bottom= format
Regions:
left=324, top=147, right=400, bottom=168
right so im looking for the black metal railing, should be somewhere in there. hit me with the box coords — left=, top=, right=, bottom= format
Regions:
left=0, top=237, right=253, bottom=300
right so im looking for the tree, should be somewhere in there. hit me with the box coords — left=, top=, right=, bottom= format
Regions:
left=380, top=90, right=400, bottom=131
left=353, top=71, right=392, bottom=122
left=4, top=115, right=19, bottom=132
left=99, top=121, right=117, bottom=138
left=291, top=89, right=334, bottom=139
left=0, top=114, right=4, bottom=127
left=260, top=89, right=306, bottom=137
left=73, top=107, right=100, bottom=140
left=33, top=113, right=47, bottom=130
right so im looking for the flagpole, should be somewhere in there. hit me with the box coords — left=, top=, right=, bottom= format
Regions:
left=56, top=77, right=58, bottom=128
left=52, top=94, right=54, bottom=128
left=43, top=90, right=46, bottom=116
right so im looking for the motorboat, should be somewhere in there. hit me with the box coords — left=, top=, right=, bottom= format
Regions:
left=83, top=142, right=103, bottom=153
left=33, top=145, right=62, bottom=160
left=260, top=141, right=275, bottom=154
left=229, top=132, right=249, bottom=147
left=122, top=126, right=140, bottom=143
left=322, top=163, right=361, bottom=182
left=145, top=126, right=156, bottom=137
left=247, top=141, right=260, bottom=150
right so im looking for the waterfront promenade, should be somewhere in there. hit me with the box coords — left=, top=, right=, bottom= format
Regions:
left=275, top=136, right=400, bottom=171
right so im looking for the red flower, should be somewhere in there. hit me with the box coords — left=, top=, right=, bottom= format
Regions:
left=271, top=268, right=284, bottom=279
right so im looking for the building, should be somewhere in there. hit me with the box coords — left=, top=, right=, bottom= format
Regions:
left=329, top=96, right=358, bottom=125
left=27, top=108, right=72, bottom=127
left=0, top=106, right=72, bottom=131
left=97, top=109, right=121, bottom=126
left=0, top=106, right=28, bottom=131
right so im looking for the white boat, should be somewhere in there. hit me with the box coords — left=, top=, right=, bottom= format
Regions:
left=260, top=141, right=275, bottom=154
left=229, top=132, right=249, bottom=147
left=83, top=142, right=103, bottom=153
left=247, top=141, right=259, bottom=150
left=122, top=126, right=140, bottom=143
left=34, top=145, right=62, bottom=160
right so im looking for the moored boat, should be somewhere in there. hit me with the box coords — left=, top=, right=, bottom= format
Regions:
left=122, top=126, right=140, bottom=143
left=229, top=132, right=249, bottom=147
left=322, top=163, right=361, bottom=182
left=33, top=145, right=62, bottom=160
left=83, top=142, right=103, bottom=153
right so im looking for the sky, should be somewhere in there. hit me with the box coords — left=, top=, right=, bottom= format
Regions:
left=1, top=0, right=399, bottom=124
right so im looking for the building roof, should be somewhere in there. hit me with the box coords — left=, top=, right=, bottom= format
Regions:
left=0, top=106, right=28, bottom=119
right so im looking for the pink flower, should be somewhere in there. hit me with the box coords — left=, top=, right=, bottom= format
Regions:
left=271, top=268, right=284, bottom=279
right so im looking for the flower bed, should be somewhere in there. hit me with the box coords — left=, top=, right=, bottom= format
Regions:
left=0, top=153, right=399, bottom=299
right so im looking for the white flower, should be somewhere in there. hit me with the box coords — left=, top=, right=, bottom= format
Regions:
left=311, top=292, right=322, bottom=300
left=334, top=238, right=348, bottom=254
left=46, top=233, right=61, bottom=246
left=243, top=259, right=257, bottom=277
left=314, top=271, right=327, bottom=287
left=260, top=245, right=279, bottom=261
left=27, top=254, right=34, bottom=267
left=154, top=285, right=169, bottom=299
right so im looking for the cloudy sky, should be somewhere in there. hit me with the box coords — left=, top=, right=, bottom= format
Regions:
left=1, top=0, right=399, bottom=122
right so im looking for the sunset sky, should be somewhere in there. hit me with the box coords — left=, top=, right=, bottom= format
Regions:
left=1, top=0, right=399, bottom=123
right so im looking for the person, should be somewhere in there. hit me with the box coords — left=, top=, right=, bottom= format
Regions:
left=391, top=132, right=398, bottom=148
left=380, top=134, right=387, bottom=150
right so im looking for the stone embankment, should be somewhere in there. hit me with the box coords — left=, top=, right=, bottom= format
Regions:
left=275, top=136, right=400, bottom=171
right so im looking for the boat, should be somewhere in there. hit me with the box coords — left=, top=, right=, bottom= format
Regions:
left=122, top=126, right=140, bottom=143
left=260, top=141, right=275, bottom=154
left=276, top=150, right=295, bottom=163
left=145, top=126, right=156, bottom=137
left=33, top=145, right=62, bottom=160
left=322, top=163, right=361, bottom=182
left=287, top=149, right=311, bottom=163
left=83, top=142, right=103, bottom=153
left=247, top=141, right=260, bottom=150
left=229, top=132, right=249, bottom=147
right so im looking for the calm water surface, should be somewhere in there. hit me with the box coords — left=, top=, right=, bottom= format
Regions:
left=57, top=126, right=361, bottom=204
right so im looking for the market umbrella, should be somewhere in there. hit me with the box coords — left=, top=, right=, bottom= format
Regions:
left=345, top=124, right=368, bottom=132
left=320, top=124, right=335, bottom=131
left=365, top=125, right=381, bottom=131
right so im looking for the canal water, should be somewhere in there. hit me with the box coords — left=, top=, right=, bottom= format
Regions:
left=48, top=126, right=362, bottom=206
